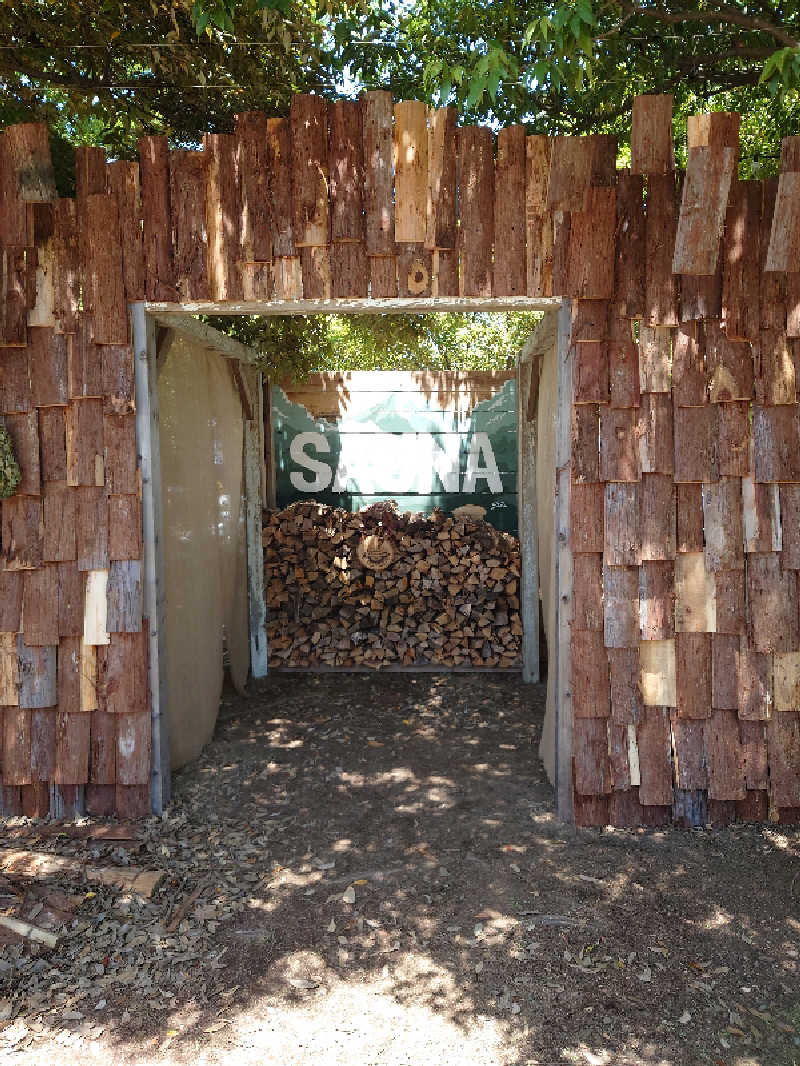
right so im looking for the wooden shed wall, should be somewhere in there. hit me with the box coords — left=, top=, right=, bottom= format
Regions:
left=1, top=92, right=799, bottom=825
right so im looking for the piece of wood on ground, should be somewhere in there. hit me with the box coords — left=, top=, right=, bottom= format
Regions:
left=0, top=849, right=163, bottom=898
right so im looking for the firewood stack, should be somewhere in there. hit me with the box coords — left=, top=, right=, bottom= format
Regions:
left=262, top=500, right=522, bottom=669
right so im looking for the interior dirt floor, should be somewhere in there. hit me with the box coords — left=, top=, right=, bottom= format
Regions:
left=2, top=672, right=800, bottom=1066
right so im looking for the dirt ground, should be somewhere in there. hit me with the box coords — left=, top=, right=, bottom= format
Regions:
left=2, top=672, right=800, bottom=1066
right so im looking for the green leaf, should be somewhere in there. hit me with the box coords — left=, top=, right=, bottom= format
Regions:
left=487, top=66, right=501, bottom=102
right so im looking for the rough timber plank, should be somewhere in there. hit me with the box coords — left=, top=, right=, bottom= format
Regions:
left=774, top=651, right=800, bottom=711
left=300, top=247, right=331, bottom=299
left=116, top=713, right=151, bottom=786
left=752, top=405, right=800, bottom=482
left=675, top=632, right=712, bottom=719
left=641, top=473, right=676, bottom=560
left=672, top=322, right=707, bottom=406
left=22, top=566, right=58, bottom=646
left=631, top=96, right=674, bottom=175
left=743, top=478, right=781, bottom=552
left=1, top=496, right=43, bottom=570
left=329, top=100, right=364, bottom=244
left=0, top=571, right=23, bottom=631
left=90, top=710, right=116, bottom=784
left=106, top=159, right=144, bottom=303
left=426, top=107, right=457, bottom=250
left=609, top=647, right=644, bottom=724
left=718, top=402, right=750, bottom=478
left=637, top=707, right=673, bottom=805
left=547, top=136, right=592, bottom=212
left=103, top=411, right=137, bottom=495
left=290, top=95, right=329, bottom=248
left=702, top=478, right=744, bottom=571
left=706, top=709, right=746, bottom=801
left=361, top=91, right=393, bottom=256
left=169, top=150, right=210, bottom=302
left=235, top=112, right=272, bottom=263
left=645, top=174, right=679, bottom=326
left=674, top=406, right=717, bottom=483
left=2, top=708, right=31, bottom=785
left=712, top=633, right=740, bottom=709
left=756, top=328, right=795, bottom=406
left=637, top=393, right=674, bottom=475
left=608, top=313, right=640, bottom=408
left=493, top=125, right=526, bottom=297
left=569, top=482, right=604, bottom=552
left=369, top=256, right=397, bottom=299
left=572, top=552, right=603, bottom=632
left=780, top=485, right=800, bottom=569
left=38, top=407, right=66, bottom=487
left=67, top=317, right=102, bottom=399
left=0, top=246, right=31, bottom=348
left=673, top=146, right=736, bottom=275
left=66, top=399, right=104, bottom=487
left=106, top=560, right=143, bottom=634
left=57, top=634, right=81, bottom=714
left=102, top=346, right=135, bottom=415
left=457, top=126, right=494, bottom=297
left=737, top=637, right=773, bottom=720
left=76, top=486, right=109, bottom=572
left=571, top=404, right=599, bottom=483
left=18, top=638, right=56, bottom=709
left=714, top=569, right=746, bottom=635
left=138, top=136, right=175, bottom=302
left=0, top=633, right=19, bottom=705
left=57, top=561, right=83, bottom=637
left=639, top=325, right=672, bottom=393
left=599, top=406, right=639, bottom=482
left=29, top=326, right=68, bottom=407
left=571, top=630, right=610, bottom=718
left=85, top=193, right=127, bottom=345
left=266, top=118, right=294, bottom=256
left=603, top=564, right=639, bottom=649
left=604, top=483, right=641, bottom=566
left=526, top=136, right=553, bottom=297
left=748, top=553, right=799, bottom=653
left=98, top=631, right=148, bottom=716
left=672, top=719, right=708, bottom=796
left=767, top=713, right=800, bottom=807
left=639, top=560, right=674, bottom=640
left=54, top=711, right=90, bottom=784
left=573, top=340, right=609, bottom=404
left=723, top=180, right=761, bottom=343
left=204, top=133, right=242, bottom=301
left=331, top=243, right=368, bottom=298
left=614, top=171, right=646, bottom=317
left=52, top=199, right=80, bottom=333
left=765, top=170, right=800, bottom=272
left=564, top=188, right=616, bottom=300
left=675, top=552, right=716, bottom=633
left=393, top=100, right=427, bottom=244
left=760, top=179, right=786, bottom=331
left=573, top=718, right=612, bottom=796
left=4, top=123, right=57, bottom=201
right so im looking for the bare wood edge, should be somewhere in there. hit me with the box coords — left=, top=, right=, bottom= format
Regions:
left=148, top=311, right=260, bottom=363
left=554, top=299, right=574, bottom=824
left=146, top=297, right=561, bottom=317
left=133, top=303, right=170, bottom=812
left=245, top=404, right=269, bottom=680
left=517, top=329, right=539, bottom=684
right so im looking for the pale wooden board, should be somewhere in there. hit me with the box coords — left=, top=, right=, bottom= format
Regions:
left=702, top=479, right=744, bottom=571
left=675, top=552, right=716, bottom=633
left=603, top=564, right=639, bottom=649
left=640, top=639, right=677, bottom=707
left=773, top=651, right=800, bottom=711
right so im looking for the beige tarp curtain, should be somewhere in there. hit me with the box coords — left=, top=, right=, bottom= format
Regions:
left=158, top=333, right=250, bottom=770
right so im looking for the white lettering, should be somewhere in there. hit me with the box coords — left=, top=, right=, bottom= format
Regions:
left=428, top=434, right=460, bottom=492
left=462, top=432, right=502, bottom=494
left=289, top=432, right=332, bottom=491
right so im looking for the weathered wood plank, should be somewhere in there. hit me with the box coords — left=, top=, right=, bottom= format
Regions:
left=426, top=107, right=457, bottom=250
left=639, top=560, right=674, bottom=640
left=494, top=125, right=526, bottom=297
left=572, top=553, right=603, bottom=632
left=526, top=136, right=553, bottom=298
left=57, top=561, right=83, bottom=637
left=98, top=631, right=148, bottom=715
left=780, top=485, right=800, bottom=569
left=702, top=478, right=744, bottom=571
left=564, top=188, right=616, bottom=300
left=457, top=126, right=494, bottom=297
left=712, top=632, right=740, bottom=709
left=2, top=411, right=39, bottom=495
left=393, top=100, right=427, bottom=244
left=631, top=95, right=674, bottom=175
left=29, top=326, right=67, bottom=407
left=569, top=482, right=604, bottom=552
left=674, top=405, right=718, bottom=483
left=1, top=496, right=43, bottom=570
left=748, top=553, right=799, bottom=653
left=603, top=563, right=639, bottom=649
left=573, top=718, right=612, bottom=796
left=17, top=638, right=56, bottom=709
left=65, top=398, right=104, bottom=487
left=547, top=136, right=592, bottom=212
left=138, top=136, right=176, bottom=301
left=671, top=716, right=707, bottom=789
left=752, top=405, right=800, bottom=482
left=106, top=560, right=143, bottom=634
left=722, top=180, right=761, bottom=342
left=672, top=321, right=707, bottom=406
left=640, top=639, right=676, bottom=707
left=706, top=709, right=746, bottom=801
left=637, top=706, right=673, bottom=805
left=675, top=551, right=716, bottom=632
left=85, top=193, right=127, bottom=344
left=718, top=401, right=751, bottom=478
left=673, top=146, right=736, bottom=275
left=614, top=171, right=646, bottom=317
left=54, top=711, right=90, bottom=784
left=76, top=486, right=109, bottom=572
left=767, top=713, right=800, bottom=808
left=645, top=174, right=679, bottom=326
left=22, top=565, right=58, bottom=646
left=571, top=404, right=599, bottom=483
left=737, top=637, right=773, bottom=720
left=604, top=482, right=641, bottom=566
left=204, top=133, right=242, bottom=301
left=675, top=632, right=712, bottom=719
left=169, top=150, right=210, bottom=302
left=640, top=473, right=676, bottom=560
left=329, top=100, right=364, bottom=244
left=637, top=392, right=674, bottom=474
left=714, top=568, right=746, bottom=635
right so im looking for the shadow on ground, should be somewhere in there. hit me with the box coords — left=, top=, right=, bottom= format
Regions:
left=3, top=672, right=800, bottom=1066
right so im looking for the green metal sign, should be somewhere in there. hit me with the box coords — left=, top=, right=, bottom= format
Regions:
left=272, top=378, right=518, bottom=533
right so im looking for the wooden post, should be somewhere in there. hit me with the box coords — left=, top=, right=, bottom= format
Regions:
left=554, top=299, right=574, bottom=822
left=517, top=346, right=540, bottom=683
left=132, top=303, right=170, bottom=812
left=263, top=376, right=276, bottom=508
left=245, top=387, right=268, bottom=678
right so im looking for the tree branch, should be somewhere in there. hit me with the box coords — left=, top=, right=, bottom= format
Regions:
left=621, top=3, right=800, bottom=49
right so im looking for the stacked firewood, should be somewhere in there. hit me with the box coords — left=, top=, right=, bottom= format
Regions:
left=262, top=500, right=522, bottom=669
